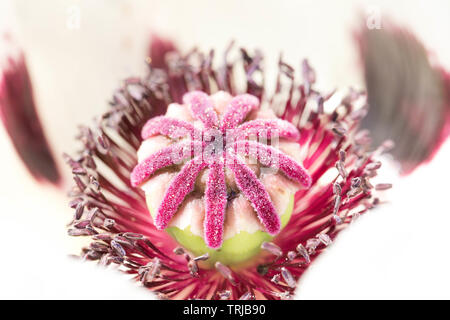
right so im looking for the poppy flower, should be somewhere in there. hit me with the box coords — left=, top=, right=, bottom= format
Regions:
left=64, top=40, right=391, bottom=300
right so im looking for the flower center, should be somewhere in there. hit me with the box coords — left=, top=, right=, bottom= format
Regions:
left=131, top=91, right=312, bottom=251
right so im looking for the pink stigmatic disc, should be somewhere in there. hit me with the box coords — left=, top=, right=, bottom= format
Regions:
left=131, top=91, right=312, bottom=248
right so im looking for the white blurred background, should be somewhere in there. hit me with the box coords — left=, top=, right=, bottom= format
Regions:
left=1, top=0, right=450, bottom=299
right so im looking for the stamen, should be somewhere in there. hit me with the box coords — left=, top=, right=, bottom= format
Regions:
left=281, top=267, right=296, bottom=288
left=103, top=218, right=115, bottom=230
left=332, top=125, right=347, bottom=136
left=339, top=149, right=346, bottom=162
left=271, top=291, right=292, bottom=300
left=362, top=176, right=373, bottom=191
left=127, top=83, right=146, bottom=101
left=335, top=160, right=348, bottom=179
left=73, top=220, right=91, bottom=229
left=145, top=258, right=161, bottom=283
left=287, top=251, right=297, bottom=261
left=218, top=290, right=231, bottom=300
left=271, top=274, right=280, bottom=284
left=351, top=177, right=362, bottom=188
left=296, top=244, right=310, bottom=264
left=110, top=240, right=126, bottom=258
left=261, top=241, right=283, bottom=257
left=333, top=182, right=342, bottom=195
left=239, top=292, right=255, bottom=300
left=375, top=183, right=393, bottom=191
left=193, top=253, right=210, bottom=261
left=97, top=134, right=110, bottom=154
left=188, top=260, right=199, bottom=276
left=215, top=262, right=237, bottom=286
left=317, top=233, right=332, bottom=246
left=257, top=264, right=269, bottom=275
left=72, top=166, right=87, bottom=175
left=157, top=293, right=169, bottom=300
left=306, top=238, right=321, bottom=254
left=366, top=161, right=382, bottom=171
left=74, top=202, right=84, bottom=220
left=69, top=197, right=83, bottom=209
left=68, top=228, right=95, bottom=236
left=173, top=247, right=185, bottom=255
left=123, top=232, right=144, bottom=240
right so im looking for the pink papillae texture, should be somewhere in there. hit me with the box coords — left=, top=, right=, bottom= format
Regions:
left=220, top=94, right=259, bottom=132
left=130, top=141, right=203, bottom=187
left=183, top=91, right=219, bottom=128
left=233, top=140, right=312, bottom=188
left=141, top=116, right=200, bottom=140
left=226, top=152, right=281, bottom=235
left=236, top=119, right=300, bottom=140
left=155, top=157, right=207, bottom=229
left=131, top=90, right=310, bottom=247
left=204, top=159, right=227, bottom=248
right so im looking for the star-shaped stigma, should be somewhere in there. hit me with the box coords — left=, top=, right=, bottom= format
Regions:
left=131, top=91, right=312, bottom=249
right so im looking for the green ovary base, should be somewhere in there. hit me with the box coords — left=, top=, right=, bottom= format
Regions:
left=166, top=194, right=294, bottom=266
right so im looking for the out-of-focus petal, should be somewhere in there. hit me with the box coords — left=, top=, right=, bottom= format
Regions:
left=356, top=21, right=450, bottom=174
left=0, top=41, right=61, bottom=185
left=148, top=34, right=177, bottom=70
